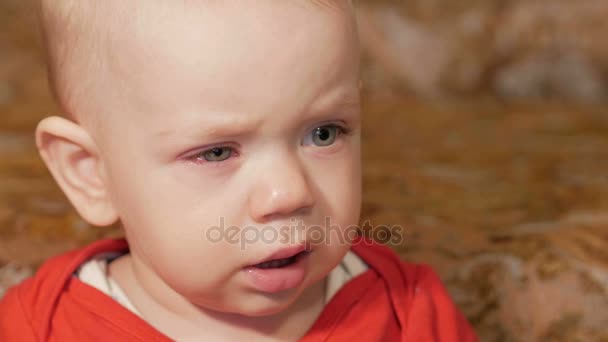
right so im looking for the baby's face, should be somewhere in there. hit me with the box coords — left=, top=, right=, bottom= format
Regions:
left=94, top=1, right=360, bottom=315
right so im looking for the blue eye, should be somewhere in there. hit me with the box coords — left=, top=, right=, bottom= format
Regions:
left=304, top=125, right=342, bottom=147
left=198, top=147, right=233, bottom=162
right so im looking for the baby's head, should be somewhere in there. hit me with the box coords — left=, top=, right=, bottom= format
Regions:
left=36, top=0, right=362, bottom=317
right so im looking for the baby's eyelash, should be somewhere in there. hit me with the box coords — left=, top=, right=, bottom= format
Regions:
left=182, top=122, right=354, bottom=165
left=321, top=122, right=353, bottom=136
left=335, top=124, right=353, bottom=136
left=185, top=144, right=239, bottom=165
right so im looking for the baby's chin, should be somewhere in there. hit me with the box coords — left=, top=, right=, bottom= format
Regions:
left=232, top=293, right=303, bottom=317
left=192, top=277, right=323, bottom=318
left=188, top=292, right=294, bottom=319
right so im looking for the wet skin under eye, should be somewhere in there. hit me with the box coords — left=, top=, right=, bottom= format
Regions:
left=192, top=124, right=348, bottom=163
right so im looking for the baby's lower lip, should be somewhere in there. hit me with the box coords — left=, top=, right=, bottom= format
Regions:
left=243, top=251, right=310, bottom=293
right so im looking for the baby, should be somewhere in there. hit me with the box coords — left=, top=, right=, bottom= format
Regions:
left=0, top=1, right=477, bottom=341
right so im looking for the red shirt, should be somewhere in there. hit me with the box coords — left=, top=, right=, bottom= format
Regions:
left=0, top=238, right=477, bottom=341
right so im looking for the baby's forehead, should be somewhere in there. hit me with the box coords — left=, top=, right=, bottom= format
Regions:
left=42, top=0, right=358, bottom=130
left=107, top=2, right=356, bottom=83
left=56, top=0, right=353, bottom=24
left=119, top=4, right=358, bottom=110
left=48, top=0, right=356, bottom=83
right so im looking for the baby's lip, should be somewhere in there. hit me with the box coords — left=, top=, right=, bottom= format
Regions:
left=248, top=244, right=309, bottom=267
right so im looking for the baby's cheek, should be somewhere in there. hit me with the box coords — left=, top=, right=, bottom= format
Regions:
left=331, top=184, right=361, bottom=232
left=152, top=244, right=233, bottom=298
left=310, top=241, right=351, bottom=282
left=133, top=220, right=233, bottom=288
left=333, top=155, right=362, bottom=215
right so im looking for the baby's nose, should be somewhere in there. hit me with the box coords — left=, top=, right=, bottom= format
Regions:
left=248, top=156, right=315, bottom=222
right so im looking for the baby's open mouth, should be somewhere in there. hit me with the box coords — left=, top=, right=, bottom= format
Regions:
left=253, top=250, right=310, bottom=269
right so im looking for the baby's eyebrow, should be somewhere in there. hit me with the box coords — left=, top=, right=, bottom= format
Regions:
left=311, top=0, right=339, bottom=9
left=153, top=84, right=360, bottom=141
left=152, top=115, right=261, bottom=141
left=306, top=85, right=361, bottom=114
left=304, top=0, right=348, bottom=13
left=154, top=106, right=349, bottom=141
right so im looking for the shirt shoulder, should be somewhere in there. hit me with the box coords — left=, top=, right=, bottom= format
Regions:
left=351, top=239, right=478, bottom=341
left=0, top=239, right=130, bottom=340
left=0, top=278, right=38, bottom=341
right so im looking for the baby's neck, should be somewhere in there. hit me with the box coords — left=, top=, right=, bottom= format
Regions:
left=109, top=254, right=326, bottom=341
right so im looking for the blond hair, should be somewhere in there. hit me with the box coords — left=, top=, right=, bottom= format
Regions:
left=38, top=1, right=110, bottom=122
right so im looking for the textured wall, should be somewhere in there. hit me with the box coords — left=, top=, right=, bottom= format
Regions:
left=358, top=0, right=608, bottom=103
left=1, top=1, right=608, bottom=341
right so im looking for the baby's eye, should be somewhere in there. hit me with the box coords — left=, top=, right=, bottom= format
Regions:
left=303, top=125, right=344, bottom=147
left=196, top=147, right=233, bottom=162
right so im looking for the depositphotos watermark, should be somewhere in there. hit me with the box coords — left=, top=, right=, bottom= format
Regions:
left=205, top=217, right=405, bottom=249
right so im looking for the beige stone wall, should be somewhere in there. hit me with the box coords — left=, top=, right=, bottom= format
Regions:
left=357, top=0, right=608, bottom=103
left=1, top=1, right=608, bottom=341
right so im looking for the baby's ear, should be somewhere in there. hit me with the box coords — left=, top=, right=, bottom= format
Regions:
left=35, top=116, right=118, bottom=226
